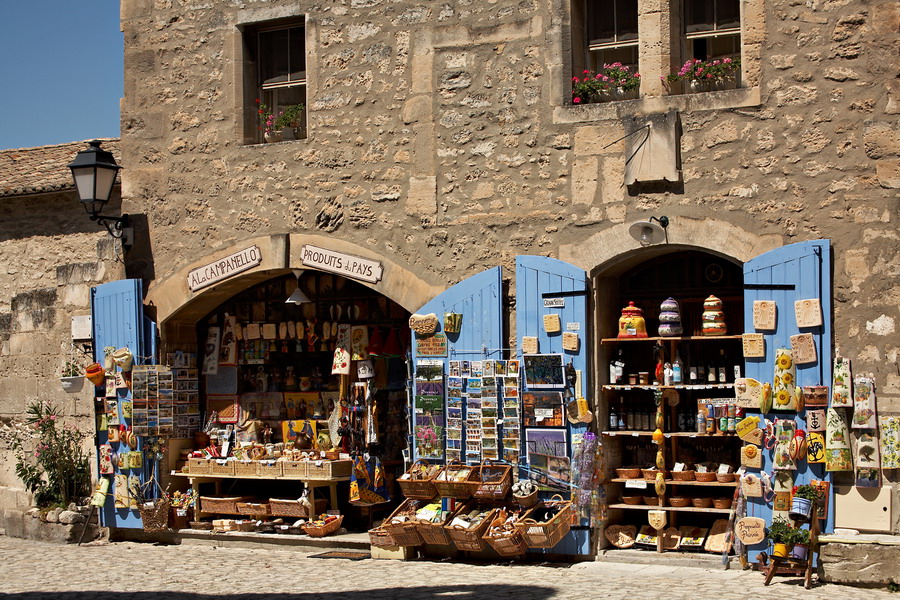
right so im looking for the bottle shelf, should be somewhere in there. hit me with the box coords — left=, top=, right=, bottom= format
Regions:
left=601, top=430, right=738, bottom=438
left=601, top=335, right=743, bottom=344
left=610, top=478, right=738, bottom=487
left=608, top=503, right=732, bottom=514
left=602, top=384, right=734, bottom=391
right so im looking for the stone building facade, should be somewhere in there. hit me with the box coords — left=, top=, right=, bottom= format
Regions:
left=0, top=0, right=897, bottom=535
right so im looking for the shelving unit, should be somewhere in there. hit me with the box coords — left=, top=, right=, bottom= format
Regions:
left=608, top=504, right=732, bottom=514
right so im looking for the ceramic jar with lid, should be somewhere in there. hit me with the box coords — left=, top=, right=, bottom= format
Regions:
left=618, top=301, right=648, bottom=338
left=701, top=295, right=727, bottom=336
left=658, top=297, right=683, bottom=337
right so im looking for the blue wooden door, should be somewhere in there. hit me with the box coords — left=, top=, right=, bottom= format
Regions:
left=742, top=240, right=832, bottom=558
left=92, top=279, right=156, bottom=529
left=516, top=255, right=590, bottom=555
left=411, top=267, right=504, bottom=464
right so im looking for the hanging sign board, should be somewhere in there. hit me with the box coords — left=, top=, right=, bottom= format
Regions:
left=301, top=245, right=384, bottom=284
left=543, top=298, right=565, bottom=308
left=188, top=246, right=262, bottom=292
left=416, top=333, right=448, bottom=357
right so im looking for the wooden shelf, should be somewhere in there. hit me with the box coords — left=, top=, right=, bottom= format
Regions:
left=601, top=335, right=743, bottom=344
left=608, top=503, right=732, bottom=514
left=610, top=478, right=738, bottom=487
left=602, top=384, right=734, bottom=391
left=172, top=472, right=350, bottom=482
left=602, top=430, right=738, bottom=439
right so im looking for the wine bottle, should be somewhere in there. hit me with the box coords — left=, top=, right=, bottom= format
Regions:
left=609, top=403, right=618, bottom=431
left=673, top=348, right=683, bottom=384
left=617, top=401, right=626, bottom=430
left=718, top=349, right=728, bottom=383
left=625, top=405, right=635, bottom=431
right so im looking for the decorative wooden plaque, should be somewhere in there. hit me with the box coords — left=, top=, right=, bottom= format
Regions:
left=735, top=517, right=767, bottom=545
left=604, top=524, right=637, bottom=548
left=704, top=519, right=732, bottom=554
left=753, top=300, right=777, bottom=330
left=543, top=314, right=561, bottom=333
left=742, top=333, right=765, bottom=358
left=409, top=313, right=438, bottom=335
left=790, top=333, right=817, bottom=364
left=522, top=336, right=538, bottom=354
left=794, top=298, right=822, bottom=328
left=562, top=331, right=579, bottom=352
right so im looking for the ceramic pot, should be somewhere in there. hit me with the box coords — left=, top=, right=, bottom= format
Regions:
left=60, top=376, right=85, bottom=393
left=264, top=131, right=283, bottom=143
left=658, top=323, right=683, bottom=337
left=85, top=363, right=106, bottom=386
left=790, top=543, right=809, bottom=561
left=618, top=301, right=648, bottom=338
left=789, top=496, right=814, bottom=522
left=701, top=295, right=727, bottom=336
left=772, top=543, right=793, bottom=558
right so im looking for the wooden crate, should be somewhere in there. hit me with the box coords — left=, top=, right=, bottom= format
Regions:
left=256, top=461, right=283, bottom=478
left=305, top=459, right=352, bottom=479
left=281, top=460, right=308, bottom=478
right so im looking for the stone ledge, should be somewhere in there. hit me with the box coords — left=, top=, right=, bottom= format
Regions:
left=819, top=539, right=900, bottom=585
left=3, top=508, right=102, bottom=545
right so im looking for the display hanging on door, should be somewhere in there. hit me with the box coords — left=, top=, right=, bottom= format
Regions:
left=414, top=360, right=445, bottom=460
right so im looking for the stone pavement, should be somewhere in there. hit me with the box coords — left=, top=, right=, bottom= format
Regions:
left=0, top=535, right=895, bottom=600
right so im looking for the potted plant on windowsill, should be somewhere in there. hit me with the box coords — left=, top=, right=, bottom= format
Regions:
left=256, top=99, right=283, bottom=143
left=767, top=516, right=795, bottom=558
left=664, top=57, right=741, bottom=94
left=277, top=103, right=305, bottom=140
left=789, top=484, right=818, bottom=522
left=59, top=360, right=85, bottom=393
left=571, top=63, right=640, bottom=105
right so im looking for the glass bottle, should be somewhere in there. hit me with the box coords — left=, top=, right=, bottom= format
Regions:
left=718, top=349, right=728, bottom=383
left=625, top=405, right=635, bottom=431
left=617, top=401, right=626, bottom=430
left=673, top=349, right=683, bottom=384
left=609, top=402, right=619, bottom=431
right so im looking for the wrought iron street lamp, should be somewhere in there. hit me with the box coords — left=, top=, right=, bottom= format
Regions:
left=68, top=140, right=129, bottom=244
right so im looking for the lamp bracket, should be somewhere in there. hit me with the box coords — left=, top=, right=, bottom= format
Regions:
left=91, top=213, right=132, bottom=246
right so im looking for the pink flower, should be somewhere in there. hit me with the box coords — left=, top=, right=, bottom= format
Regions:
left=723, top=57, right=732, bottom=63
left=50, top=415, right=57, bottom=421
left=572, top=76, right=579, bottom=81
left=573, top=96, right=581, bottom=104
left=634, top=73, right=641, bottom=78
left=582, top=69, right=590, bottom=74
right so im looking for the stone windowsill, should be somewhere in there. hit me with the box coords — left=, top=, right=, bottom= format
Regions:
left=819, top=532, right=900, bottom=546
left=552, top=86, right=761, bottom=125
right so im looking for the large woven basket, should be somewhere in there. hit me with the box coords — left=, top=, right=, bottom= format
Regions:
left=432, top=462, right=477, bottom=499
left=512, top=489, right=539, bottom=508
left=302, top=515, right=343, bottom=537
left=383, top=498, right=425, bottom=546
left=369, top=526, right=396, bottom=547
left=446, top=508, right=497, bottom=552
left=472, top=460, right=512, bottom=500
left=516, top=495, right=574, bottom=549
left=139, top=497, right=170, bottom=532
left=416, top=500, right=470, bottom=546
left=672, top=470, right=695, bottom=481
left=236, top=502, right=272, bottom=517
left=269, top=497, right=326, bottom=518
left=695, top=471, right=717, bottom=482
left=200, top=496, right=254, bottom=514
left=483, top=527, right=529, bottom=557
left=397, top=459, right=440, bottom=500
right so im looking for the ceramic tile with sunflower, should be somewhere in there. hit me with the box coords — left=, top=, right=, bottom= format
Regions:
left=772, top=348, right=801, bottom=411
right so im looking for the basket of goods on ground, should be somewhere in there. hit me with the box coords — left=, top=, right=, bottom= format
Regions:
left=446, top=506, right=497, bottom=552
left=383, top=498, right=427, bottom=546
left=472, top=459, right=512, bottom=500
left=432, top=462, right=477, bottom=499
left=511, top=479, right=539, bottom=508
left=516, top=495, right=575, bottom=549
left=413, top=500, right=457, bottom=546
left=482, top=506, right=530, bottom=557
left=398, top=459, right=442, bottom=500
left=133, top=479, right=170, bottom=533
left=368, top=526, right=396, bottom=547
left=302, top=514, right=343, bottom=537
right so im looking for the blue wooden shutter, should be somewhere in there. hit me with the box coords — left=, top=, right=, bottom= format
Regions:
left=91, top=279, right=153, bottom=529
left=742, top=240, right=833, bottom=555
left=411, top=267, right=504, bottom=463
left=515, top=255, right=590, bottom=555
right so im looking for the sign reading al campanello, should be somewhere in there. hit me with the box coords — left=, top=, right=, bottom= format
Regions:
left=187, top=246, right=262, bottom=292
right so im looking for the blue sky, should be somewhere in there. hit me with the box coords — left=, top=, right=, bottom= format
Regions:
left=0, top=1, right=122, bottom=150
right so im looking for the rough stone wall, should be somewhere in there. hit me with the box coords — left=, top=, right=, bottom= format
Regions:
left=116, top=0, right=898, bottom=528
left=0, top=190, right=122, bottom=512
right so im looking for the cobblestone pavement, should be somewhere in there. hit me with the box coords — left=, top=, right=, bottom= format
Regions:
left=0, top=536, right=895, bottom=600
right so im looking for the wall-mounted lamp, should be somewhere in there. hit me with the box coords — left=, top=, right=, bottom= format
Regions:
left=629, top=216, right=669, bottom=246
left=285, top=269, right=312, bottom=304
left=68, top=140, right=130, bottom=245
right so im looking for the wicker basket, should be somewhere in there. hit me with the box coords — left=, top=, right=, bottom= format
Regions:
left=306, top=459, right=353, bottom=479
left=622, top=496, right=644, bottom=505
left=484, top=526, right=529, bottom=557
left=433, top=462, right=477, bottom=499
left=692, top=497, right=713, bottom=508
left=303, top=515, right=344, bottom=537
left=187, top=458, right=210, bottom=474
left=398, top=459, right=441, bottom=500
left=516, top=496, right=574, bottom=549
left=669, top=497, right=691, bottom=507
left=200, top=496, right=254, bottom=514
left=615, top=468, right=641, bottom=479
left=695, top=471, right=717, bottom=482
left=641, top=468, right=668, bottom=481
left=189, top=521, right=213, bottom=530
left=139, top=497, right=171, bottom=532
left=257, top=461, right=283, bottom=478
left=281, top=460, right=308, bottom=478
left=369, top=526, right=396, bottom=547
left=513, top=489, right=539, bottom=508
left=384, top=498, right=426, bottom=546
left=233, top=461, right=258, bottom=477
left=472, top=460, right=512, bottom=500
left=234, top=520, right=257, bottom=532
left=713, top=497, right=733, bottom=510
left=209, top=461, right=235, bottom=476
left=446, top=508, right=497, bottom=552
left=236, top=502, right=272, bottom=517
left=417, top=500, right=471, bottom=546
left=716, top=472, right=735, bottom=483
left=643, top=496, right=662, bottom=506
left=672, top=470, right=696, bottom=481
left=269, top=497, right=327, bottom=518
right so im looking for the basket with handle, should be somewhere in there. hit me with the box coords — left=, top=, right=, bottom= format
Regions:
left=483, top=509, right=529, bottom=557
left=136, top=478, right=170, bottom=533
left=472, top=459, right=512, bottom=500
left=302, top=515, right=343, bottom=537
left=432, top=461, right=477, bottom=499
left=397, top=459, right=441, bottom=500
left=368, top=526, right=396, bottom=547
left=382, top=498, right=425, bottom=546
left=446, top=507, right=497, bottom=552
left=516, top=494, right=574, bottom=549
left=416, top=499, right=469, bottom=546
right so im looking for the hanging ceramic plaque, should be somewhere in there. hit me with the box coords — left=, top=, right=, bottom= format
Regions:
left=443, top=312, right=462, bottom=334
left=773, top=419, right=797, bottom=470
left=807, top=432, right=825, bottom=463
left=825, top=407, right=853, bottom=471
left=562, top=331, right=579, bottom=352
left=772, top=348, right=800, bottom=411
left=789, top=333, right=817, bottom=365
left=648, top=510, right=667, bottom=530
left=740, top=474, right=763, bottom=497
left=408, top=313, right=438, bottom=335
left=855, top=431, right=881, bottom=488
left=742, top=333, right=765, bottom=358
left=522, top=336, right=538, bottom=354
left=740, top=444, right=762, bottom=469
left=114, top=474, right=129, bottom=509
left=806, top=409, right=826, bottom=432
left=802, top=385, right=828, bottom=408
left=734, top=378, right=763, bottom=409
left=831, top=356, right=852, bottom=407
left=350, top=325, right=369, bottom=360
left=99, top=444, right=114, bottom=475
left=794, top=299, right=822, bottom=328
left=753, top=300, right=776, bottom=330
left=543, top=313, right=561, bottom=334
left=331, top=347, right=350, bottom=376
left=879, top=416, right=900, bottom=470
left=852, top=376, right=876, bottom=429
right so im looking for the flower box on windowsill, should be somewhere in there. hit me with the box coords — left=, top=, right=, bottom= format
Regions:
left=688, top=78, right=739, bottom=94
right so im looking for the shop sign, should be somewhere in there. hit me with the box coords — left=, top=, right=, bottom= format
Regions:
left=188, top=246, right=262, bottom=292
left=416, top=333, right=447, bottom=357
left=301, top=245, right=384, bottom=284
left=543, top=298, right=565, bottom=308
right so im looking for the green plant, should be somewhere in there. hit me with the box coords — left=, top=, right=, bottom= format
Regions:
left=791, top=526, right=810, bottom=546
left=664, top=57, right=740, bottom=84
left=60, top=360, right=82, bottom=378
left=10, top=402, right=91, bottom=508
left=276, top=103, right=305, bottom=129
left=255, top=98, right=283, bottom=134
left=793, top=484, right=818, bottom=501
left=572, top=63, right=641, bottom=104
left=767, top=516, right=795, bottom=545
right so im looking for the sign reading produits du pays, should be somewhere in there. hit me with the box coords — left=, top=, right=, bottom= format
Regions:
left=188, top=246, right=262, bottom=292
left=301, top=245, right=384, bottom=284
